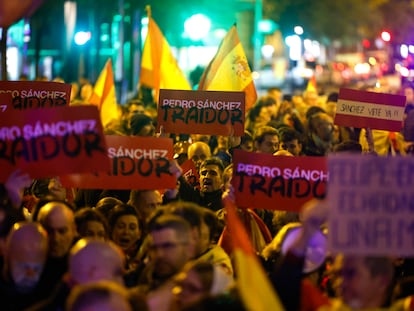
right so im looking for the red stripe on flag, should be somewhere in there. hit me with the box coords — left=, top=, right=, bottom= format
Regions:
left=335, top=113, right=402, bottom=131
left=339, top=88, right=405, bottom=107
left=226, top=200, right=256, bottom=256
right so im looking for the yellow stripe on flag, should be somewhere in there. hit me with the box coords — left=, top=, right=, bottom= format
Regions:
left=198, top=25, right=257, bottom=111
left=140, top=9, right=191, bottom=100
left=89, top=58, right=119, bottom=128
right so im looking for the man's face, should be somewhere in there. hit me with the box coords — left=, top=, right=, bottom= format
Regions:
left=314, top=114, right=334, bottom=142
left=43, top=208, right=76, bottom=258
left=199, top=164, right=223, bottom=193
left=332, top=256, right=388, bottom=309
left=149, top=228, right=193, bottom=279
left=281, top=139, right=302, bottom=156
left=139, top=191, right=162, bottom=218
left=256, top=134, right=280, bottom=154
left=188, top=145, right=210, bottom=171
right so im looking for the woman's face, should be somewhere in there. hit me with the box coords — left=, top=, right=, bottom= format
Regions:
left=81, top=220, right=107, bottom=241
left=173, top=269, right=207, bottom=309
left=111, top=215, right=141, bottom=251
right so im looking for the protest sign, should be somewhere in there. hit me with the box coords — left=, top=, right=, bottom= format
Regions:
left=158, top=89, right=245, bottom=136
left=60, top=135, right=176, bottom=190
left=180, top=159, right=200, bottom=189
left=327, top=154, right=414, bottom=256
left=335, top=88, right=405, bottom=131
left=231, top=150, right=328, bottom=212
left=0, top=106, right=109, bottom=181
left=0, top=80, right=72, bottom=112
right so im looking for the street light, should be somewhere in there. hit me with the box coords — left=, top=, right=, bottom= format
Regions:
left=184, top=14, right=211, bottom=41
left=74, top=31, right=91, bottom=79
left=74, top=31, right=91, bottom=46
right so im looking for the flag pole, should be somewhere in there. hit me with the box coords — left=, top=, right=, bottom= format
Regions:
left=145, top=5, right=151, bottom=18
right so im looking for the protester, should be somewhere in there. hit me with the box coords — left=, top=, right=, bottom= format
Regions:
left=253, top=126, right=281, bottom=154
left=27, top=238, right=126, bottom=310
left=170, top=261, right=234, bottom=310
left=168, top=157, right=225, bottom=211
left=74, top=208, right=109, bottom=241
left=132, top=214, right=196, bottom=293
left=108, top=204, right=144, bottom=272
left=0, top=222, right=49, bottom=310
left=36, top=201, right=78, bottom=289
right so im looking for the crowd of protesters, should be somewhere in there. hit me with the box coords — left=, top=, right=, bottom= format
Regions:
left=1, top=78, right=414, bottom=311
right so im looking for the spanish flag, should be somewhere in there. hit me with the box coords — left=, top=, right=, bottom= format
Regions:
left=226, top=200, right=285, bottom=311
left=306, top=75, right=318, bottom=93
left=198, top=25, right=257, bottom=111
left=89, top=58, right=120, bottom=128
left=140, top=6, right=191, bottom=100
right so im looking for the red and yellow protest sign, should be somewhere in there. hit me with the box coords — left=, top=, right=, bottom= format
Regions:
left=158, top=89, right=245, bottom=136
left=335, top=88, right=405, bottom=131
left=328, top=154, right=414, bottom=256
left=0, top=106, right=109, bottom=182
left=232, top=150, right=328, bottom=212
left=60, top=135, right=176, bottom=190
left=0, top=80, right=72, bottom=112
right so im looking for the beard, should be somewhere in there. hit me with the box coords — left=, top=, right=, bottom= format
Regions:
left=14, top=278, right=39, bottom=293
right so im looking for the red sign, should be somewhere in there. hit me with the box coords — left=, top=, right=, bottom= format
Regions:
left=335, top=88, right=405, bottom=131
left=0, top=106, right=109, bottom=182
left=0, top=80, right=71, bottom=112
left=158, top=89, right=245, bottom=136
left=232, top=150, right=328, bottom=212
left=180, top=159, right=200, bottom=189
left=60, top=136, right=176, bottom=190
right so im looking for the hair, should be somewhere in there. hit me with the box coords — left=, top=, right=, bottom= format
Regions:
left=307, top=111, right=329, bottom=133
left=95, top=197, right=124, bottom=220
left=200, top=157, right=225, bottom=174
left=75, top=208, right=109, bottom=238
left=129, top=113, right=153, bottom=136
left=327, top=92, right=339, bottom=103
left=305, top=106, right=326, bottom=120
left=279, top=127, right=302, bottom=144
left=241, top=131, right=253, bottom=144
left=108, top=204, right=143, bottom=236
left=253, top=126, right=280, bottom=144
left=32, top=198, right=75, bottom=222
left=147, top=214, right=192, bottom=237
left=164, top=202, right=203, bottom=230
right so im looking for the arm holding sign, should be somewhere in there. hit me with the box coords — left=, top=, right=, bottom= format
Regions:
left=4, top=169, right=32, bottom=209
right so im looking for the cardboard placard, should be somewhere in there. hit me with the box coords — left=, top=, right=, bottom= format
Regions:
left=327, top=154, right=414, bottom=256
left=158, top=89, right=245, bottom=136
left=0, top=106, right=109, bottom=181
left=0, top=80, right=72, bottom=112
left=335, top=88, right=405, bottom=131
left=232, top=150, right=328, bottom=212
left=60, top=135, right=176, bottom=190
